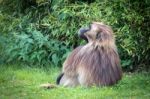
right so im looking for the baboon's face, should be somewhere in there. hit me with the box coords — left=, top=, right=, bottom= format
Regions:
left=78, top=22, right=113, bottom=42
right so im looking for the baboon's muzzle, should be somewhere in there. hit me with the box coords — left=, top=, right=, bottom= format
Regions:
left=78, top=27, right=90, bottom=42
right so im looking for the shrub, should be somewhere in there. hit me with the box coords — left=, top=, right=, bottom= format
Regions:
left=5, top=27, right=70, bottom=66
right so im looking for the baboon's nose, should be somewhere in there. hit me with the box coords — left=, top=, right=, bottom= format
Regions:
left=78, top=27, right=88, bottom=42
left=78, top=27, right=89, bottom=35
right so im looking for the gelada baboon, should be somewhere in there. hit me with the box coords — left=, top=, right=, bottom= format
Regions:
left=57, top=22, right=122, bottom=87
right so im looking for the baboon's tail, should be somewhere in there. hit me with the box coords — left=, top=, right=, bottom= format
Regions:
left=56, top=73, right=64, bottom=85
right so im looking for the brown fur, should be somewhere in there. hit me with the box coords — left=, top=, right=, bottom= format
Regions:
left=59, top=22, right=122, bottom=87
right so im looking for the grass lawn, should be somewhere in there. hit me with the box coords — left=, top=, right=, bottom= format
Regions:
left=0, top=64, right=149, bottom=99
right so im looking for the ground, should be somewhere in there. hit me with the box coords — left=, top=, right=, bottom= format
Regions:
left=0, top=64, right=149, bottom=99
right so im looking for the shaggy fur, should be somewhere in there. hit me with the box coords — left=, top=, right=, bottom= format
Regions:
left=57, top=22, right=122, bottom=87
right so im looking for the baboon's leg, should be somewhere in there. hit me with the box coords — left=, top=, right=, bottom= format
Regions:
left=77, top=67, right=93, bottom=87
left=78, top=72, right=88, bottom=86
left=59, top=74, right=79, bottom=87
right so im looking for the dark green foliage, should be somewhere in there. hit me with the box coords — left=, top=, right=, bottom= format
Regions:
left=0, top=0, right=149, bottom=70
left=6, top=29, right=70, bottom=66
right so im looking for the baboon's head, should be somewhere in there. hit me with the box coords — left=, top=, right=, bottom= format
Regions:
left=78, top=22, right=114, bottom=42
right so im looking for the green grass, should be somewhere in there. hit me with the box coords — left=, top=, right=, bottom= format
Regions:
left=0, top=64, right=149, bottom=99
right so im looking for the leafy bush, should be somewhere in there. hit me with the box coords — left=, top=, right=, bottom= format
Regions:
left=6, top=28, right=70, bottom=66
left=0, top=0, right=149, bottom=70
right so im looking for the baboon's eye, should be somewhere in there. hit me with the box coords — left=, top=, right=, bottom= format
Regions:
left=96, top=32, right=101, bottom=39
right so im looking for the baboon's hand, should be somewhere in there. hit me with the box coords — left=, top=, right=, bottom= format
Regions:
left=40, top=83, right=57, bottom=89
